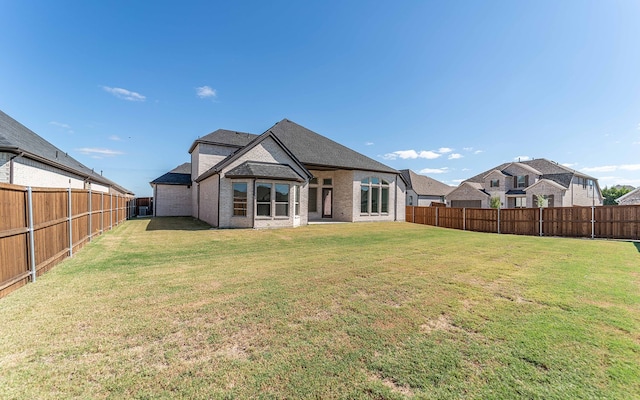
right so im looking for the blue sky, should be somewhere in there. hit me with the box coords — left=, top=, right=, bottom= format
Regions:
left=1, top=1, right=639, bottom=197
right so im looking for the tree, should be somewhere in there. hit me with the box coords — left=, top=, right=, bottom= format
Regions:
left=490, top=196, right=501, bottom=209
left=602, top=186, right=633, bottom=205
left=535, top=194, right=548, bottom=208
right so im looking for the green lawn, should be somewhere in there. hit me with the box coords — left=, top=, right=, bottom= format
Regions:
left=1, top=218, right=639, bottom=399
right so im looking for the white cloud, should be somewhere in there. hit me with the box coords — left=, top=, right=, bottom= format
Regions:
left=76, top=148, right=124, bottom=158
left=419, top=167, right=449, bottom=174
left=108, top=135, right=122, bottom=141
left=448, top=153, right=463, bottom=160
left=581, top=164, right=640, bottom=173
left=383, top=150, right=442, bottom=160
left=562, top=163, right=577, bottom=168
left=462, top=168, right=471, bottom=171
left=463, top=147, right=474, bottom=152
left=365, top=142, right=374, bottom=146
left=102, top=86, right=146, bottom=101
left=196, top=85, right=217, bottom=98
left=451, top=179, right=465, bottom=184
left=438, top=147, right=453, bottom=154
left=633, top=140, right=640, bottom=145
left=418, top=150, right=441, bottom=159
left=514, top=155, right=531, bottom=161
left=50, top=121, right=71, bottom=129
left=474, top=150, right=483, bottom=154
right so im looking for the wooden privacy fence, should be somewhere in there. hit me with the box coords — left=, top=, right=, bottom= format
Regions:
left=0, top=183, right=135, bottom=298
left=406, top=205, right=640, bottom=240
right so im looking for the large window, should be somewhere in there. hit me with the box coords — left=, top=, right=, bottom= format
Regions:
left=360, top=177, right=390, bottom=215
left=275, top=184, right=289, bottom=217
left=308, top=187, right=317, bottom=212
left=256, top=183, right=271, bottom=216
left=514, top=197, right=526, bottom=208
left=233, top=182, right=248, bottom=216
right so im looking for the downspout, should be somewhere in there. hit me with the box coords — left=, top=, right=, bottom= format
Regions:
left=9, top=152, right=24, bottom=184
left=394, top=178, right=398, bottom=221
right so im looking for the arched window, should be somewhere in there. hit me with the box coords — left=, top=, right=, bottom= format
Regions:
left=360, top=177, right=390, bottom=215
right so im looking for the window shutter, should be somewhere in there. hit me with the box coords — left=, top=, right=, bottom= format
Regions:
left=525, top=175, right=529, bottom=187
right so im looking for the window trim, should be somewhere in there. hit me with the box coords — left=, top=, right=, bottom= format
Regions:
left=232, top=182, right=248, bottom=217
left=360, top=176, right=390, bottom=215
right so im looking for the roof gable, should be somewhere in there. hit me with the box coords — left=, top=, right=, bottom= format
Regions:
left=268, top=119, right=398, bottom=174
left=401, top=169, right=452, bottom=196
left=196, top=130, right=312, bottom=182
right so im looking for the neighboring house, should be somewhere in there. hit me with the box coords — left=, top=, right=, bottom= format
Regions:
left=0, top=109, right=132, bottom=195
left=615, top=187, right=640, bottom=206
left=151, top=119, right=406, bottom=228
left=446, top=158, right=603, bottom=208
left=400, top=169, right=453, bottom=206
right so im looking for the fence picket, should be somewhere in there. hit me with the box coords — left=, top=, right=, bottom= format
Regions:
left=0, top=183, right=133, bottom=298
left=406, top=205, right=640, bottom=241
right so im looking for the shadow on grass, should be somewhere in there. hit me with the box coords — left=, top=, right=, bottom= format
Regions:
left=634, top=242, right=640, bottom=253
left=146, top=217, right=212, bottom=231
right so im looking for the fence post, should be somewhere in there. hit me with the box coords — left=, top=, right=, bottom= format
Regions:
left=497, top=207, right=501, bottom=234
left=88, top=188, right=92, bottom=242
left=100, top=192, right=104, bottom=233
left=463, top=208, right=466, bottom=231
left=412, top=206, right=415, bottom=224
left=539, top=207, right=543, bottom=237
left=27, top=187, right=36, bottom=283
left=110, top=194, right=113, bottom=230
left=591, top=206, right=595, bottom=239
left=435, top=206, right=439, bottom=227
left=68, top=188, right=73, bottom=257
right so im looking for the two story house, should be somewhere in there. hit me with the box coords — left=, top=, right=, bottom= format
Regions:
left=446, top=159, right=603, bottom=208
left=151, top=119, right=406, bottom=228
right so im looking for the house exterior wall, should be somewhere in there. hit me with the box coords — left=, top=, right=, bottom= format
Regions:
left=569, top=177, right=602, bottom=206
left=215, top=136, right=309, bottom=229
left=12, top=157, right=86, bottom=189
left=526, top=181, right=565, bottom=208
left=617, top=189, right=640, bottom=205
left=0, top=152, right=10, bottom=183
left=483, top=170, right=507, bottom=208
left=502, top=164, right=538, bottom=191
left=446, top=184, right=489, bottom=208
left=198, top=177, right=220, bottom=226
left=352, top=170, right=404, bottom=222
left=154, top=184, right=192, bottom=216
left=191, top=143, right=238, bottom=180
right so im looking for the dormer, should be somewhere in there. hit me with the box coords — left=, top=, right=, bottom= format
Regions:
left=483, top=169, right=508, bottom=191
left=502, top=162, right=542, bottom=191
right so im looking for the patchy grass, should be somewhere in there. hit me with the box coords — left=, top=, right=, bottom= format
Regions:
left=0, top=218, right=639, bottom=399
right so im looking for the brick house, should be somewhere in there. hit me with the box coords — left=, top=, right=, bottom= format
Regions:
left=446, top=159, right=603, bottom=208
left=616, top=187, right=640, bottom=206
left=400, top=169, right=453, bottom=206
left=0, top=109, right=132, bottom=195
left=150, top=119, right=406, bottom=228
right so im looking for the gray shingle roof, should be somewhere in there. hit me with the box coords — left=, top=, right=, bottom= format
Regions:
left=150, top=163, right=192, bottom=185
left=267, top=119, right=398, bottom=174
left=188, top=129, right=257, bottom=153
left=464, top=158, right=597, bottom=189
left=0, top=109, right=133, bottom=194
left=225, top=161, right=305, bottom=182
left=400, top=169, right=453, bottom=196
